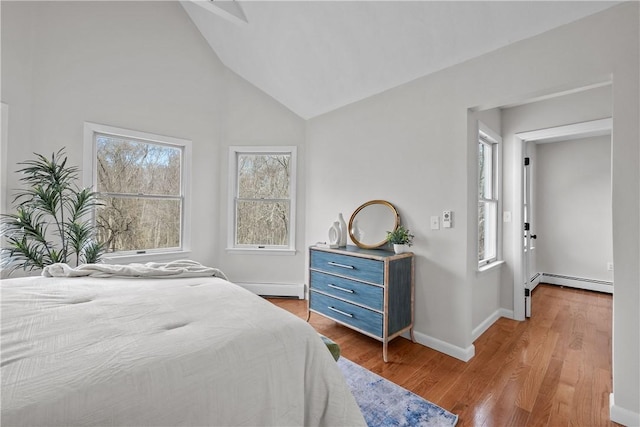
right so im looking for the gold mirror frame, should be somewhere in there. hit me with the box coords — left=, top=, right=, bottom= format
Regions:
left=348, top=200, right=400, bottom=249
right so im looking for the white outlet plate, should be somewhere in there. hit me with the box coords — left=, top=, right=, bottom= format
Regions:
left=430, top=216, right=440, bottom=230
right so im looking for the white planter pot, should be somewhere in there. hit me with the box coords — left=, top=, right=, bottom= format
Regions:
left=393, top=244, right=406, bottom=254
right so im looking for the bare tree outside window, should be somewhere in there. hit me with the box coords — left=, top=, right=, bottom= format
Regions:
left=235, top=153, right=291, bottom=246
left=478, top=126, right=500, bottom=266
left=95, top=135, right=183, bottom=253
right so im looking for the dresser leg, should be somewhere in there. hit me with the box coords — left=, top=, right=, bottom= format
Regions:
left=383, top=341, right=388, bottom=362
left=306, top=310, right=311, bottom=322
left=409, top=328, right=415, bottom=343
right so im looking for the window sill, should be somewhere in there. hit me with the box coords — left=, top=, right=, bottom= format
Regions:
left=103, top=250, right=192, bottom=264
left=478, top=260, right=505, bottom=273
left=226, top=248, right=296, bottom=256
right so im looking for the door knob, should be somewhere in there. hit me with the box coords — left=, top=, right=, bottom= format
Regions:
left=530, top=234, right=537, bottom=239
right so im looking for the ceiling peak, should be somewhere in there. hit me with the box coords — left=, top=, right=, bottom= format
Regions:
left=188, top=0, right=248, bottom=25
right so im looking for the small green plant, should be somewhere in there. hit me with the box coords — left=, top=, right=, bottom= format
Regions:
left=1, top=148, right=105, bottom=273
left=386, top=225, right=414, bottom=246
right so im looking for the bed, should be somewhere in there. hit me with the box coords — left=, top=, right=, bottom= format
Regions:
left=0, top=264, right=366, bottom=426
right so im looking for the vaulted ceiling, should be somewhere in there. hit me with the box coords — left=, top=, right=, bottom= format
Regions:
left=181, top=1, right=619, bottom=119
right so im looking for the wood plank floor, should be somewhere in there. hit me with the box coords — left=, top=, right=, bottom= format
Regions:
left=268, top=284, right=617, bottom=427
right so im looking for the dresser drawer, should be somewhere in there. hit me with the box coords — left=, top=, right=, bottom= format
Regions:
left=310, top=270, right=383, bottom=311
left=310, top=250, right=384, bottom=284
left=310, top=291, right=383, bottom=337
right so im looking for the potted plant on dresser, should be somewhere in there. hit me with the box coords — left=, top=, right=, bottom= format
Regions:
left=386, top=225, right=414, bottom=254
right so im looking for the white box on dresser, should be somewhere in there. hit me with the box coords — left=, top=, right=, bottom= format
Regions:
left=308, top=245, right=414, bottom=362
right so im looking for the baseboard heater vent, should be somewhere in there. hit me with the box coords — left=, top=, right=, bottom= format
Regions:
left=542, top=273, right=613, bottom=294
left=235, top=282, right=305, bottom=299
left=544, top=273, right=612, bottom=286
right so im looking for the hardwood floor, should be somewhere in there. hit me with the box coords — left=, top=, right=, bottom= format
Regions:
left=268, top=284, right=617, bottom=426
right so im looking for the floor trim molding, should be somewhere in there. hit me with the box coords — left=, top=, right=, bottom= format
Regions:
left=610, top=393, right=640, bottom=426
left=472, top=308, right=514, bottom=342
left=413, top=330, right=475, bottom=362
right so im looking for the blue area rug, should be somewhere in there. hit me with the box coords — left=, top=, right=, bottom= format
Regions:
left=337, top=357, right=458, bottom=427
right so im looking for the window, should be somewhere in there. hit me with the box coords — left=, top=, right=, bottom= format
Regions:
left=478, top=123, right=501, bottom=267
left=228, top=146, right=296, bottom=253
left=84, top=123, right=191, bottom=256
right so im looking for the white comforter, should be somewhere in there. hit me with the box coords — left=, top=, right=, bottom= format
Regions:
left=0, top=275, right=365, bottom=426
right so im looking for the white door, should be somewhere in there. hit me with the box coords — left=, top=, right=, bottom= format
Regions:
left=523, top=152, right=538, bottom=317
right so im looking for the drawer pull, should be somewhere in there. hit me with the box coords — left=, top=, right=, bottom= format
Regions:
left=328, top=306, right=353, bottom=318
left=327, top=261, right=354, bottom=269
left=328, top=284, right=354, bottom=294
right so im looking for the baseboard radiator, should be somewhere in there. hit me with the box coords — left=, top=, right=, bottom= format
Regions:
left=529, top=272, right=542, bottom=291
left=541, top=273, right=613, bottom=294
left=234, top=282, right=305, bottom=299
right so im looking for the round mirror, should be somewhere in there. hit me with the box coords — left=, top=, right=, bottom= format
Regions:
left=348, top=200, right=400, bottom=249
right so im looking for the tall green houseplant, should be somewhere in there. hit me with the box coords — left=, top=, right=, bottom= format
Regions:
left=1, top=148, right=104, bottom=273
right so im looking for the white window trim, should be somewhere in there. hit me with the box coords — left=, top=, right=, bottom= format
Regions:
left=478, top=121, right=502, bottom=269
left=83, top=122, right=192, bottom=261
left=227, top=145, right=297, bottom=255
left=478, top=259, right=505, bottom=273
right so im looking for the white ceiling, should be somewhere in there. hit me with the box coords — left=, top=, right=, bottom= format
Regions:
left=181, top=1, right=619, bottom=119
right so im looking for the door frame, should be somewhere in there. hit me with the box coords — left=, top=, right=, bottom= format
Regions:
left=511, top=118, right=612, bottom=320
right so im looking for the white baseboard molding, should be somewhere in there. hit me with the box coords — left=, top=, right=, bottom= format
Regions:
left=610, top=393, right=640, bottom=426
left=472, top=308, right=514, bottom=342
left=412, top=330, right=475, bottom=362
left=235, top=282, right=305, bottom=299
left=542, top=273, right=613, bottom=294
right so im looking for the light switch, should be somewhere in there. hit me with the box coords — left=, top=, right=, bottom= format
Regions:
left=430, top=216, right=440, bottom=230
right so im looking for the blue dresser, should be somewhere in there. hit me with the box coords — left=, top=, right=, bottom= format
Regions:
left=308, top=245, right=414, bottom=362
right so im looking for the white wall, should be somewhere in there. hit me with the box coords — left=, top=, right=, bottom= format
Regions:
left=307, top=72, right=474, bottom=357
left=0, top=1, right=306, bottom=285
left=307, top=3, right=638, bottom=421
left=1, top=2, right=36, bottom=216
left=535, top=135, right=613, bottom=282
left=218, top=69, right=307, bottom=285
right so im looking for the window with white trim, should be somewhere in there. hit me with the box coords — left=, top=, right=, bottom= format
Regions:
left=228, top=146, right=296, bottom=252
left=84, top=123, right=191, bottom=256
left=478, top=123, right=501, bottom=267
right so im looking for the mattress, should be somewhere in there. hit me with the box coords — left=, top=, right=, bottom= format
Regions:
left=0, top=275, right=365, bottom=426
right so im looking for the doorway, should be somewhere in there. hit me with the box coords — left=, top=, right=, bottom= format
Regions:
left=513, top=118, right=613, bottom=319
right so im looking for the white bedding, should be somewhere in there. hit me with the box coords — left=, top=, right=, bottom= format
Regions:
left=0, top=275, right=365, bottom=426
left=41, top=260, right=229, bottom=280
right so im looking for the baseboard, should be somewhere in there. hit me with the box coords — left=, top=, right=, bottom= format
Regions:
left=235, top=282, right=305, bottom=299
left=610, top=393, right=640, bottom=426
left=542, top=273, right=613, bottom=294
left=529, top=272, right=541, bottom=291
left=472, top=308, right=514, bottom=342
left=412, top=330, right=475, bottom=362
